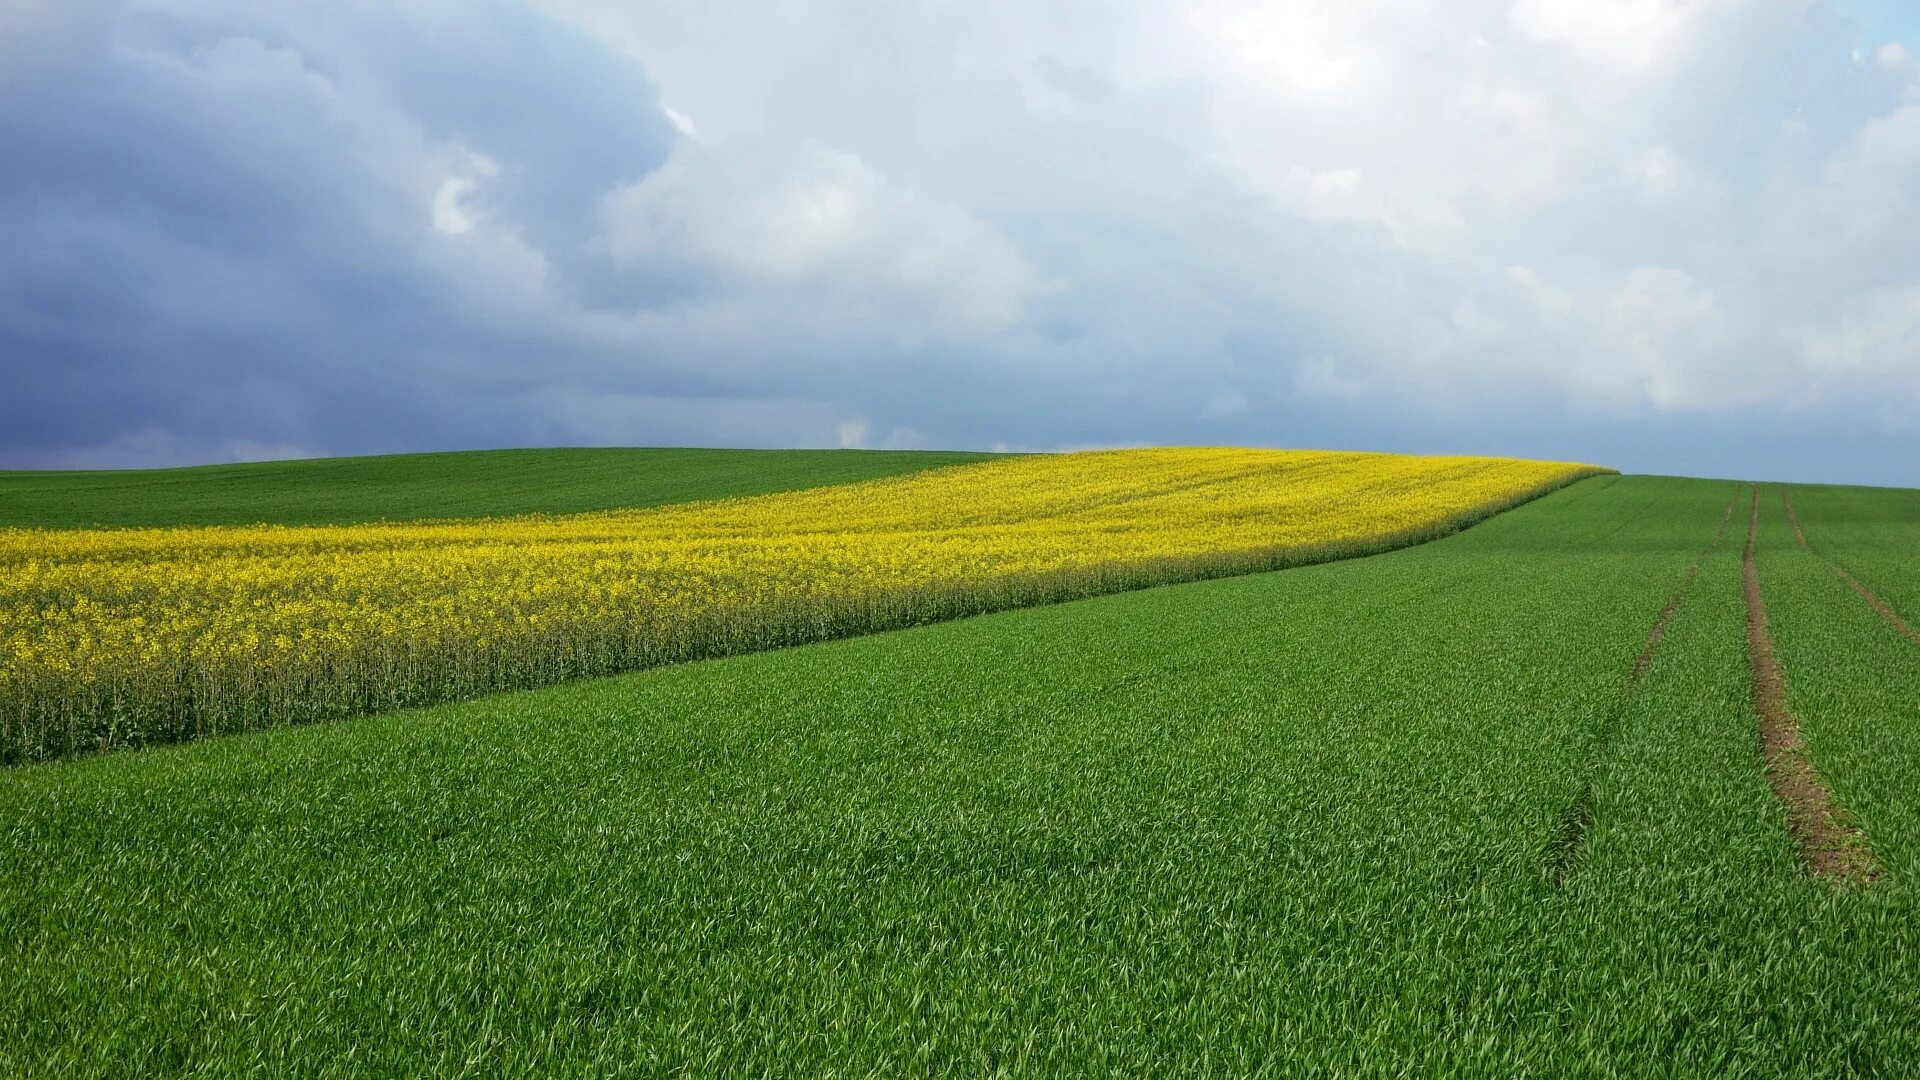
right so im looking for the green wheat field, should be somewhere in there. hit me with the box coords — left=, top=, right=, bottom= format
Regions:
left=5, top=450, right=1919, bottom=1076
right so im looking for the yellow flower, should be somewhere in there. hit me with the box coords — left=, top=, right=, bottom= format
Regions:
left=0, top=448, right=1602, bottom=759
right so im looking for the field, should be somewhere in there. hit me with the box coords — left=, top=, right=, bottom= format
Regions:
left=0, top=448, right=1595, bottom=763
left=0, top=447, right=1005, bottom=529
left=5, top=462, right=1920, bottom=1075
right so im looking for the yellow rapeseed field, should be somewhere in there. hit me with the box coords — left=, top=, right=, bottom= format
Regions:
left=0, top=448, right=1604, bottom=761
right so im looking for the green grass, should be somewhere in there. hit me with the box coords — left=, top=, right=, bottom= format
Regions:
left=1781, top=482, right=1920, bottom=638
left=1760, top=484, right=1920, bottom=881
left=5, top=474, right=1920, bottom=1075
left=0, top=447, right=1006, bottom=528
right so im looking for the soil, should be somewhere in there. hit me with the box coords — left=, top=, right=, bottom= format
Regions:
left=1743, top=487, right=1879, bottom=884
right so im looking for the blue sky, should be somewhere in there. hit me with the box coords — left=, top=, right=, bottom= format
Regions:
left=1849, top=0, right=1920, bottom=46
left=3, top=0, right=1919, bottom=485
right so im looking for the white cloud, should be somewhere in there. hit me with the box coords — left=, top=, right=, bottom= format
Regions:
left=429, top=153, right=500, bottom=235
left=1506, top=0, right=1740, bottom=75
left=600, top=139, right=1042, bottom=334
left=1623, top=144, right=1706, bottom=205
left=1268, top=166, right=1372, bottom=225
left=1497, top=265, right=1735, bottom=410
left=1800, top=286, right=1920, bottom=376
left=431, top=178, right=476, bottom=234
left=660, top=103, right=698, bottom=138
left=835, top=419, right=869, bottom=448
left=1778, top=104, right=1920, bottom=251
left=1879, top=42, right=1910, bottom=71
left=1593, top=267, right=1731, bottom=409
left=528, top=0, right=1915, bottom=449
left=1185, top=1, right=1374, bottom=97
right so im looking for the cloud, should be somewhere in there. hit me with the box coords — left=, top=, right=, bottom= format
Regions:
left=1825, top=103, right=1920, bottom=238
left=430, top=155, right=499, bottom=236
left=660, top=105, right=700, bottom=139
left=1588, top=268, right=1733, bottom=410
left=0, top=0, right=684, bottom=466
left=3, top=0, right=1920, bottom=484
left=599, top=139, right=1041, bottom=335
left=1507, top=0, right=1741, bottom=75
left=1801, top=285, right=1920, bottom=378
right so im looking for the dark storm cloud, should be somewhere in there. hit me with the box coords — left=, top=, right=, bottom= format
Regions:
left=0, top=0, right=680, bottom=465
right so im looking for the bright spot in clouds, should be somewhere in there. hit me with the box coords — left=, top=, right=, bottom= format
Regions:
left=431, top=179, right=476, bottom=235
left=661, top=104, right=698, bottom=138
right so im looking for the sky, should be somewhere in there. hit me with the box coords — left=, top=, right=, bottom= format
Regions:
left=2, top=0, right=1918, bottom=485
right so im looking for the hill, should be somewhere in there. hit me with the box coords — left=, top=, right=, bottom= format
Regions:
left=0, top=448, right=1597, bottom=762
left=0, top=447, right=1005, bottom=528
left=8, top=474, right=1920, bottom=1073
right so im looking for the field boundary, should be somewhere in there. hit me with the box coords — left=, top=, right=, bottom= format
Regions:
left=1550, top=487, right=1739, bottom=882
left=1743, top=487, right=1879, bottom=885
left=1782, top=491, right=1920, bottom=649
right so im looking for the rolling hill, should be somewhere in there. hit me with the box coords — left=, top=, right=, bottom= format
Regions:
left=0, top=447, right=1005, bottom=528
left=7, top=469, right=1919, bottom=1074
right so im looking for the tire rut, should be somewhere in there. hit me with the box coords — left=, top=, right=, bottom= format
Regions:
left=1550, top=488, right=1739, bottom=883
left=1782, top=491, right=1920, bottom=649
left=1744, top=486, right=1879, bottom=885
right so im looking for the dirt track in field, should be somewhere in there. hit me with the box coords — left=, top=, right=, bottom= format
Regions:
left=1628, top=493, right=1738, bottom=687
left=1744, top=487, right=1878, bottom=885
left=1782, top=491, right=1920, bottom=649
left=1552, top=489, right=1739, bottom=882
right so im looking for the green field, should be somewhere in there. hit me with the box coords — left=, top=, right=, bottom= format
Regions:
left=0, top=447, right=1004, bottom=528
left=7, top=472, right=1919, bottom=1075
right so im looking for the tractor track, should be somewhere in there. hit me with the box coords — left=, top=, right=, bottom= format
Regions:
left=1550, top=489, right=1739, bottom=883
left=1783, top=491, right=1920, bottom=649
left=1744, top=487, right=1879, bottom=885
